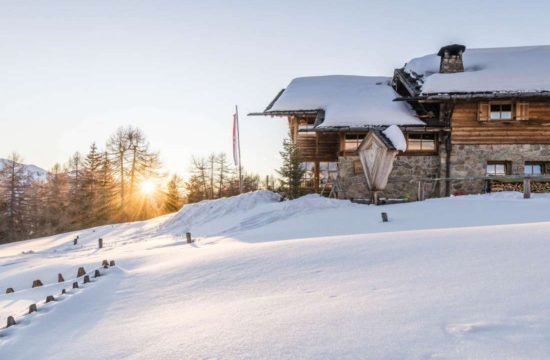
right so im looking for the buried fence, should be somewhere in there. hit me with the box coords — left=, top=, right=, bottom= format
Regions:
left=417, top=175, right=550, bottom=201
left=0, top=259, right=116, bottom=331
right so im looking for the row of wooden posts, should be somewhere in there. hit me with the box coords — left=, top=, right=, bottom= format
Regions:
left=73, top=236, right=104, bottom=248
left=2, top=259, right=116, bottom=330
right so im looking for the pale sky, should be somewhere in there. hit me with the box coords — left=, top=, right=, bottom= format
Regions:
left=1, top=0, right=549, bottom=178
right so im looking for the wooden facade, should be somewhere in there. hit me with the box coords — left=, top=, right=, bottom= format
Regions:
left=451, top=101, right=550, bottom=144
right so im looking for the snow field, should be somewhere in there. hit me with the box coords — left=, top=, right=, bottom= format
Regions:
left=1, top=190, right=550, bottom=358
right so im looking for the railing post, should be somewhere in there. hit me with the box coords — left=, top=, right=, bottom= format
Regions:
left=524, top=177, right=531, bottom=199
left=417, top=180, right=425, bottom=201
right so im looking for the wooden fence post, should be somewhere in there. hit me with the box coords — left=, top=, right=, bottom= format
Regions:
left=29, top=304, right=37, bottom=314
left=83, top=275, right=91, bottom=284
left=77, top=267, right=86, bottom=277
left=524, top=178, right=531, bottom=199
left=186, top=232, right=192, bottom=244
left=32, top=280, right=43, bottom=288
left=109, top=260, right=115, bottom=267
left=381, top=212, right=388, bottom=222
left=72, top=282, right=79, bottom=289
left=5, top=287, right=14, bottom=294
left=46, top=295, right=55, bottom=303
left=6, top=316, right=16, bottom=328
left=102, top=260, right=109, bottom=267
left=74, top=236, right=79, bottom=245
left=94, top=270, right=101, bottom=278
left=417, top=181, right=425, bottom=201
left=58, top=273, right=65, bottom=283
left=98, top=238, right=103, bottom=249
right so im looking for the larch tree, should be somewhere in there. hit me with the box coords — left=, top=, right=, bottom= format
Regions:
left=0, top=153, right=30, bottom=242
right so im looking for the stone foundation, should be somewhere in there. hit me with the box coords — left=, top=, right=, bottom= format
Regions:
left=449, top=144, right=550, bottom=194
left=338, top=154, right=441, bottom=200
left=337, top=144, right=550, bottom=200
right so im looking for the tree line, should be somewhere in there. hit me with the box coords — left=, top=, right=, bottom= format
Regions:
left=0, top=126, right=184, bottom=244
left=0, top=129, right=302, bottom=244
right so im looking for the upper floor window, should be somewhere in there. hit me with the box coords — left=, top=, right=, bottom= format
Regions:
left=343, top=134, right=366, bottom=153
left=406, top=133, right=436, bottom=152
left=490, top=104, right=512, bottom=120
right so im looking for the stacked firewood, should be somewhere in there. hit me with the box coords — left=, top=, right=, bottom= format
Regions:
left=491, top=181, right=550, bottom=193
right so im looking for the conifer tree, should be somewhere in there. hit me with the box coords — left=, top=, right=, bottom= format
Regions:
left=164, top=174, right=183, bottom=213
left=276, top=133, right=305, bottom=199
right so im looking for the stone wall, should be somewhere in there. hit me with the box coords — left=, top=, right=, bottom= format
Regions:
left=449, top=144, right=550, bottom=194
left=338, top=154, right=441, bottom=200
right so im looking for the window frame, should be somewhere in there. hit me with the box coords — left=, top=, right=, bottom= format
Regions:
left=342, top=133, right=366, bottom=154
left=405, top=133, right=438, bottom=154
left=489, top=102, right=513, bottom=121
left=486, top=161, right=510, bottom=176
left=524, top=162, right=545, bottom=176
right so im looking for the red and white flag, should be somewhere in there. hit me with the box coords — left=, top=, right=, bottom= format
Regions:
left=232, top=110, right=240, bottom=167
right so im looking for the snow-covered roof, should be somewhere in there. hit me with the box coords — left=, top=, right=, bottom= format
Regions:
left=267, top=75, right=424, bottom=128
left=404, top=45, right=550, bottom=95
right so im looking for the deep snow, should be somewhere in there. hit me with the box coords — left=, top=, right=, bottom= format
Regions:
left=2, top=191, right=550, bottom=359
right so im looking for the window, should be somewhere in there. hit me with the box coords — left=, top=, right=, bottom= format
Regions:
left=486, top=161, right=509, bottom=176
left=318, top=162, right=338, bottom=185
left=406, top=133, right=436, bottom=152
left=301, top=162, right=315, bottom=189
left=344, top=134, right=366, bottom=153
left=490, top=104, right=512, bottom=120
left=525, top=162, right=544, bottom=175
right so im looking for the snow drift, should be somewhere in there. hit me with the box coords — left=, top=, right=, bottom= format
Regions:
left=2, top=191, right=550, bottom=359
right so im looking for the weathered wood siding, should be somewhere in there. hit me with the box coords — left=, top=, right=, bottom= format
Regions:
left=452, top=102, right=550, bottom=144
left=295, top=132, right=339, bottom=161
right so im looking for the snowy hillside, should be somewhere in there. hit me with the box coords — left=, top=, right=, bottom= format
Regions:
left=2, top=191, right=550, bottom=359
left=0, top=159, right=48, bottom=182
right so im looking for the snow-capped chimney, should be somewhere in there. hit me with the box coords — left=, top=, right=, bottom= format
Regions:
left=438, top=44, right=466, bottom=73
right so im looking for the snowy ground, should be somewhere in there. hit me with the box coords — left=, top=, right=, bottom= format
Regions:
left=1, top=191, right=550, bottom=359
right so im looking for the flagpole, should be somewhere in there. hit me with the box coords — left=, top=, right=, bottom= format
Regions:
left=236, top=105, right=243, bottom=194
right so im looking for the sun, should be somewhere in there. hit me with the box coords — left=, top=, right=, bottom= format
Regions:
left=140, top=180, right=156, bottom=195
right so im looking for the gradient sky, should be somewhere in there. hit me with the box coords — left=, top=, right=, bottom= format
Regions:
left=1, top=0, right=549, bottom=177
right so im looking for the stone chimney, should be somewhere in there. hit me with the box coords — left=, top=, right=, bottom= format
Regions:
left=437, top=44, right=466, bottom=73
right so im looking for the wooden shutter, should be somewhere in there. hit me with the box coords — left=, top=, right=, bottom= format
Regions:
left=515, top=102, right=529, bottom=121
left=478, top=102, right=490, bottom=122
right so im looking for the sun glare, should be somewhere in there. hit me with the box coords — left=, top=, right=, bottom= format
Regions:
left=141, top=180, right=156, bottom=195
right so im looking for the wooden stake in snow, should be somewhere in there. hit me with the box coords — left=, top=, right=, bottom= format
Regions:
left=381, top=212, right=389, bottom=222
left=98, top=238, right=103, bottom=249
left=77, top=267, right=86, bottom=277
left=32, top=279, right=43, bottom=288
left=83, top=275, right=91, bottom=284
left=5, top=288, right=14, bottom=294
left=29, top=304, right=37, bottom=314
left=72, top=282, right=79, bottom=289
left=524, top=178, right=531, bottom=199
left=186, top=232, right=192, bottom=244
left=94, top=270, right=101, bottom=278
left=109, top=260, right=115, bottom=267
left=58, top=273, right=65, bottom=283
left=46, top=295, right=55, bottom=303
left=61, top=289, right=66, bottom=295
left=102, top=259, right=109, bottom=267
left=6, top=316, right=16, bottom=328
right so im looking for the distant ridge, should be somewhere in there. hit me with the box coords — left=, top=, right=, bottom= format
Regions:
left=0, top=158, right=48, bottom=182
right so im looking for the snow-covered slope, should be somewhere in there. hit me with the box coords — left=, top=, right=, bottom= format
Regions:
left=0, top=159, right=48, bottom=182
left=2, top=191, right=550, bottom=359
